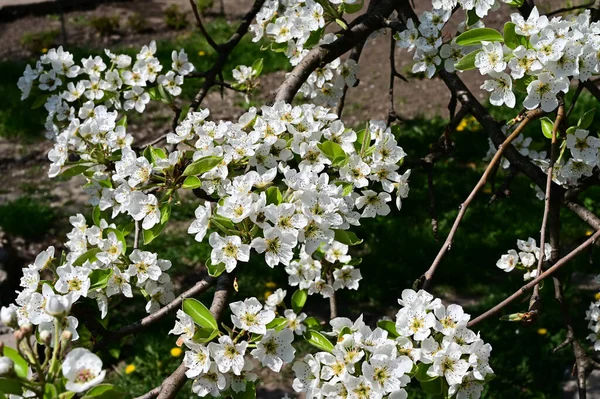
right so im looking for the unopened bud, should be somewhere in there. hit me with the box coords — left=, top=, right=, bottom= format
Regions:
left=39, top=330, right=52, bottom=345
left=61, top=330, right=72, bottom=343
left=0, top=357, right=14, bottom=376
left=20, top=322, right=33, bottom=335
left=45, top=294, right=71, bottom=317
left=13, top=330, right=24, bottom=342
left=0, top=306, right=17, bottom=329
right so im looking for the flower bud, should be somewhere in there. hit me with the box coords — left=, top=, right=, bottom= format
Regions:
left=13, top=330, right=24, bottom=343
left=0, top=357, right=14, bottom=376
left=45, top=294, right=72, bottom=317
left=39, top=330, right=52, bottom=345
left=61, top=330, right=73, bottom=343
left=20, top=323, right=33, bottom=335
left=0, top=306, right=17, bottom=329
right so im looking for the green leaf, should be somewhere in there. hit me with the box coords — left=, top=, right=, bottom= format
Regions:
left=540, top=117, right=554, bottom=139
left=291, top=289, right=308, bottom=313
left=415, top=363, right=436, bottom=382
left=142, top=203, right=171, bottom=245
left=61, top=164, right=91, bottom=178
left=183, top=298, right=218, bottom=330
left=206, top=258, right=226, bottom=277
left=82, top=383, right=128, bottom=399
left=265, top=186, right=283, bottom=206
left=30, top=93, right=49, bottom=109
left=182, top=175, right=202, bottom=189
left=44, top=383, right=58, bottom=399
left=578, top=109, right=596, bottom=129
left=3, top=347, right=28, bottom=379
left=343, top=0, right=363, bottom=13
left=304, top=316, right=322, bottom=331
left=59, top=392, right=76, bottom=399
left=333, top=230, right=363, bottom=246
left=466, top=9, right=480, bottom=26
left=567, top=126, right=577, bottom=135
left=455, top=28, right=503, bottom=46
left=503, top=22, right=527, bottom=50
left=116, top=116, right=127, bottom=128
left=192, top=327, right=219, bottom=344
left=89, top=269, right=112, bottom=290
left=420, top=377, right=443, bottom=396
left=251, top=58, right=264, bottom=76
left=454, top=50, right=481, bottom=71
left=504, top=0, right=524, bottom=6
left=182, top=156, right=223, bottom=176
left=157, top=84, right=173, bottom=105
left=266, top=317, right=288, bottom=331
left=317, top=140, right=347, bottom=165
left=92, top=206, right=101, bottom=226
left=514, top=75, right=536, bottom=93
left=0, top=378, right=22, bottom=395
left=73, top=248, right=101, bottom=266
left=335, top=18, right=348, bottom=30
left=105, top=228, right=127, bottom=253
left=304, top=27, right=324, bottom=48
left=231, top=381, right=256, bottom=399
left=304, top=330, right=334, bottom=352
left=376, top=320, right=399, bottom=338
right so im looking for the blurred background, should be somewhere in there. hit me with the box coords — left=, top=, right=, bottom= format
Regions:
left=0, top=0, right=599, bottom=397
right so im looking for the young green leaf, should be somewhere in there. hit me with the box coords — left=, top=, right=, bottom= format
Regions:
left=251, top=58, right=264, bottom=76
left=104, top=227, right=127, bottom=253
left=61, top=164, right=91, bottom=179
left=420, top=377, right=443, bottom=395
left=291, top=289, right=308, bottom=313
left=455, top=28, right=503, bottom=46
left=578, top=108, right=596, bottom=129
left=503, top=22, right=527, bottom=49
left=304, top=330, right=334, bottom=352
left=265, top=186, right=283, bottom=205
left=0, top=378, right=23, bottom=395
left=454, top=50, right=481, bottom=71
left=182, top=156, right=223, bottom=176
left=266, top=317, right=289, bottom=331
left=206, top=258, right=226, bottom=277
left=540, top=117, right=554, bottom=139
left=333, top=230, right=363, bottom=246
left=183, top=298, right=218, bottom=331
left=89, top=269, right=113, bottom=291
left=376, top=320, right=399, bottom=338
left=81, top=383, right=128, bottom=399
left=72, top=248, right=102, bottom=266
left=182, top=175, right=202, bottom=189
left=3, top=347, right=28, bottom=379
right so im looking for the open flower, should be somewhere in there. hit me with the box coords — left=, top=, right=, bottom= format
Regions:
left=62, top=348, right=106, bottom=393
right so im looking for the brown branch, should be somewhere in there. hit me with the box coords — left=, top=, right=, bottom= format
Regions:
left=489, top=167, right=519, bottom=204
left=387, top=32, right=399, bottom=124
left=420, top=108, right=544, bottom=290
left=275, top=0, right=398, bottom=103
left=468, top=229, right=600, bottom=327
left=546, top=1, right=595, bottom=17
left=94, top=276, right=215, bottom=351
left=529, top=102, right=564, bottom=311
left=188, top=0, right=220, bottom=52
left=189, top=0, right=266, bottom=112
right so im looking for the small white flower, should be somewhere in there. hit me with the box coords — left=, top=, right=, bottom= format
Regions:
left=209, top=232, right=251, bottom=272
left=62, top=348, right=106, bottom=393
left=523, top=73, right=569, bottom=112
left=230, top=297, right=275, bottom=334
left=251, top=328, right=296, bottom=372
left=481, top=71, right=515, bottom=108
left=209, top=336, right=248, bottom=375
left=475, top=42, right=506, bottom=75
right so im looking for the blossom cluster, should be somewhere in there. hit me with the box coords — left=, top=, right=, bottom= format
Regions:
left=397, top=4, right=600, bottom=113
left=170, top=296, right=298, bottom=397
left=585, top=290, right=600, bottom=351
left=292, top=289, right=494, bottom=399
left=250, top=0, right=360, bottom=105
left=17, top=41, right=193, bottom=177
left=496, top=237, right=551, bottom=280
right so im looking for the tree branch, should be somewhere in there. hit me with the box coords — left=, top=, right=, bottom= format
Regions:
left=94, top=276, right=215, bottom=351
left=189, top=0, right=220, bottom=52
left=468, top=229, right=600, bottom=327
left=420, top=108, right=544, bottom=290
left=275, top=0, right=398, bottom=103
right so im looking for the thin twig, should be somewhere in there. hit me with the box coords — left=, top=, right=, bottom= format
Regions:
left=546, top=1, right=595, bottom=17
left=421, top=108, right=544, bottom=290
left=468, top=229, right=600, bottom=327
left=530, top=102, right=564, bottom=311
left=94, top=276, right=215, bottom=350
left=188, top=0, right=220, bottom=52
left=133, top=220, right=140, bottom=249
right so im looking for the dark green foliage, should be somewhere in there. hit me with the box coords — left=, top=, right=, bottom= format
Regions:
left=0, top=196, right=56, bottom=239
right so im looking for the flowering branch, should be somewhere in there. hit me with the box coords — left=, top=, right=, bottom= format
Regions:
left=421, top=108, right=544, bottom=290
left=468, top=228, right=600, bottom=327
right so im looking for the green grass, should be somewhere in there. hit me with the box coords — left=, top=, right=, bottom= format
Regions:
left=0, top=196, right=57, bottom=239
